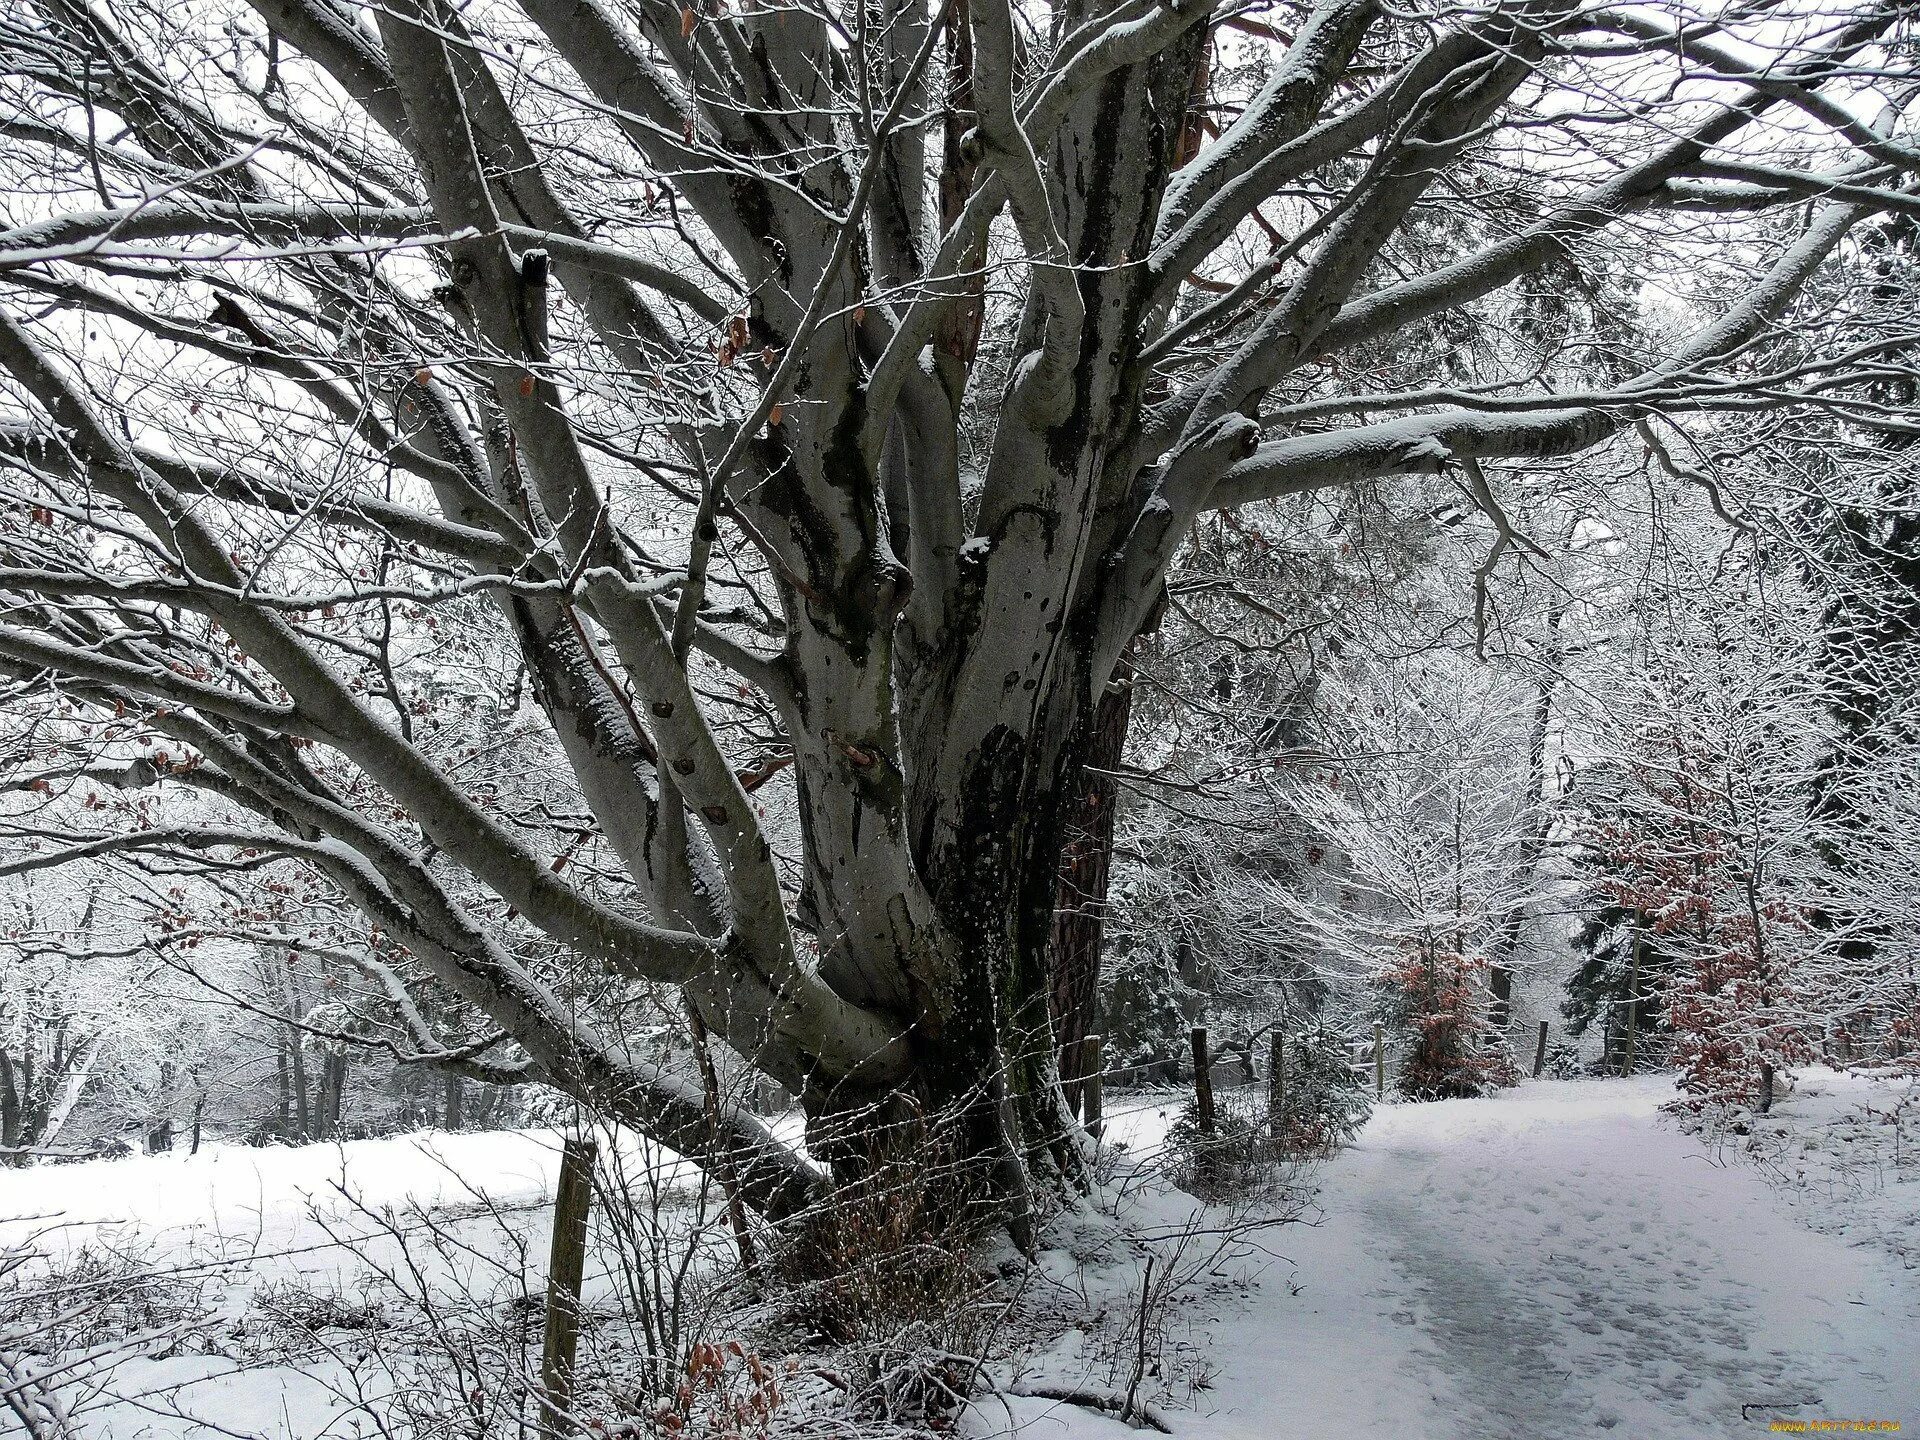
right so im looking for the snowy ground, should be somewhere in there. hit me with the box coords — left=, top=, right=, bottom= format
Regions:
left=1, top=1130, right=576, bottom=1435
left=992, top=1070, right=1920, bottom=1440
left=6, top=1071, right=1916, bottom=1439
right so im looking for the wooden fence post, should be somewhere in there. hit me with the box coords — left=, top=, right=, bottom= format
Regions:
left=1373, top=1021, right=1385, bottom=1100
left=1268, top=1030, right=1285, bottom=1141
left=1532, top=1019, right=1549, bottom=1079
left=541, top=1136, right=597, bottom=1440
left=1190, top=1026, right=1215, bottom=1137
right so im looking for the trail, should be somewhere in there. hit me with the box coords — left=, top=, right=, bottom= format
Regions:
left=1009, top=1073, right=1919, bottom=1440
left=1201, top=1075, right=1917, bottom=1438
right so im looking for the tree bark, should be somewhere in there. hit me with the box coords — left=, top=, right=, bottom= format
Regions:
left=541, top=1137, right=596, bottom=1440
left=1048, top=665, right=1135, bottom=1121
left=274, top=1041, right=291, bottom=1137
left=316, top=1052, right=347, bottom=1139
left=1268, top=1031, right=1285, bottom=1140
left=444, top=1074, right=464, bottom=1132
left=1623, top=917, right=1645, bottom=1078
left=0, top=1052, right=18, bottom=1155
left=1190, top=1026, right=1216, bottom=1136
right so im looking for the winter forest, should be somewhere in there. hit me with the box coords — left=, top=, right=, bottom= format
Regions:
left=0, top=0, right=1917, bottom=1434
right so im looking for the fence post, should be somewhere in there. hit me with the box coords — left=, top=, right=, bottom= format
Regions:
left=541, top=1136, right=597, bottom=1440
left=1532, top=1019, right=1549, bottom=1079
left=1373, top=1021, right=1385, bottom=1100
left=1190, top=1026, right=1215, bottom=1137
left=1268, top=1030, right=1285, bottom=1141
left=1085, top=1033, right=1104, bottom=1139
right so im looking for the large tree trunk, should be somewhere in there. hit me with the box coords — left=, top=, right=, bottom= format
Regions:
left=826, top=9, right=1216, bottom=1237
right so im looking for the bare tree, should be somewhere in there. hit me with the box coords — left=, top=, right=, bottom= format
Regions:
left=0, top=0, right=1915, bottom=1239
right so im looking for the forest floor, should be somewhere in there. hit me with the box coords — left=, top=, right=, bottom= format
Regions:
left=997, top=1069, right=1920, bottom=1440
left=3, top=1070, right=1916, bottom=1438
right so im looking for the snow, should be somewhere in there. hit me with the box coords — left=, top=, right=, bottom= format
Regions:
left=7, top=1075, right=1917, bottom=1439
left=0, top=1131, right=574, bottom=1436
left=981, top=1072, right=1919, bottom=1440
left=1274, top=1076, right=1914, bottom=1438
left=1729, top=1068, right=1920, bottom=1273
left=0, top=1128, right=566, bottom=1278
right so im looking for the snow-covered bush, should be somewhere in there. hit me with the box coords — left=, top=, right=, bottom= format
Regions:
left=1542, top=1041, right=1584, bottom=1081
left=1271, top=1026, right=1372, bottom=1154
left=1380, top=942, right=1518, bottom=1100
left=1164, top=1092, right=1292, bottom=1204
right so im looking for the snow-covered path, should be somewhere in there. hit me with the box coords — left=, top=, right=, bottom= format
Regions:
left=1172, top=1075, right=1918, bottom=1440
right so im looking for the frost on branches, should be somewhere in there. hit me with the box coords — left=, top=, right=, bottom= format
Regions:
left=1274, top=657, right=1540, bottom=1104
left=1574, top=650, right=1828, bottom=1115
left=1585, top=755, right=1814, bottom=1114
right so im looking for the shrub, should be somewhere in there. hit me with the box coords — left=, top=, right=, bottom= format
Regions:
left=640, top=1340, right=787, bottom=1440
left=1270, top=1026, right=1372, bottom=1155
left=1165, top=1094, right=1289, bottom=1205
left=1381, top=943, right=1516, bottom=1100
left=772, top=1137, right=984, bottom=1354
left=250, top=1278, right=388, bottom=1339
left=1542, top=1041, right=1584, bottom=1080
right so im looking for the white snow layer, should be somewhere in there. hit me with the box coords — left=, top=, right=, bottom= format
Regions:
left=5, top=1072, right=1916, bottom=1438
left=981, top=1071, right=1918, bottom=1440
